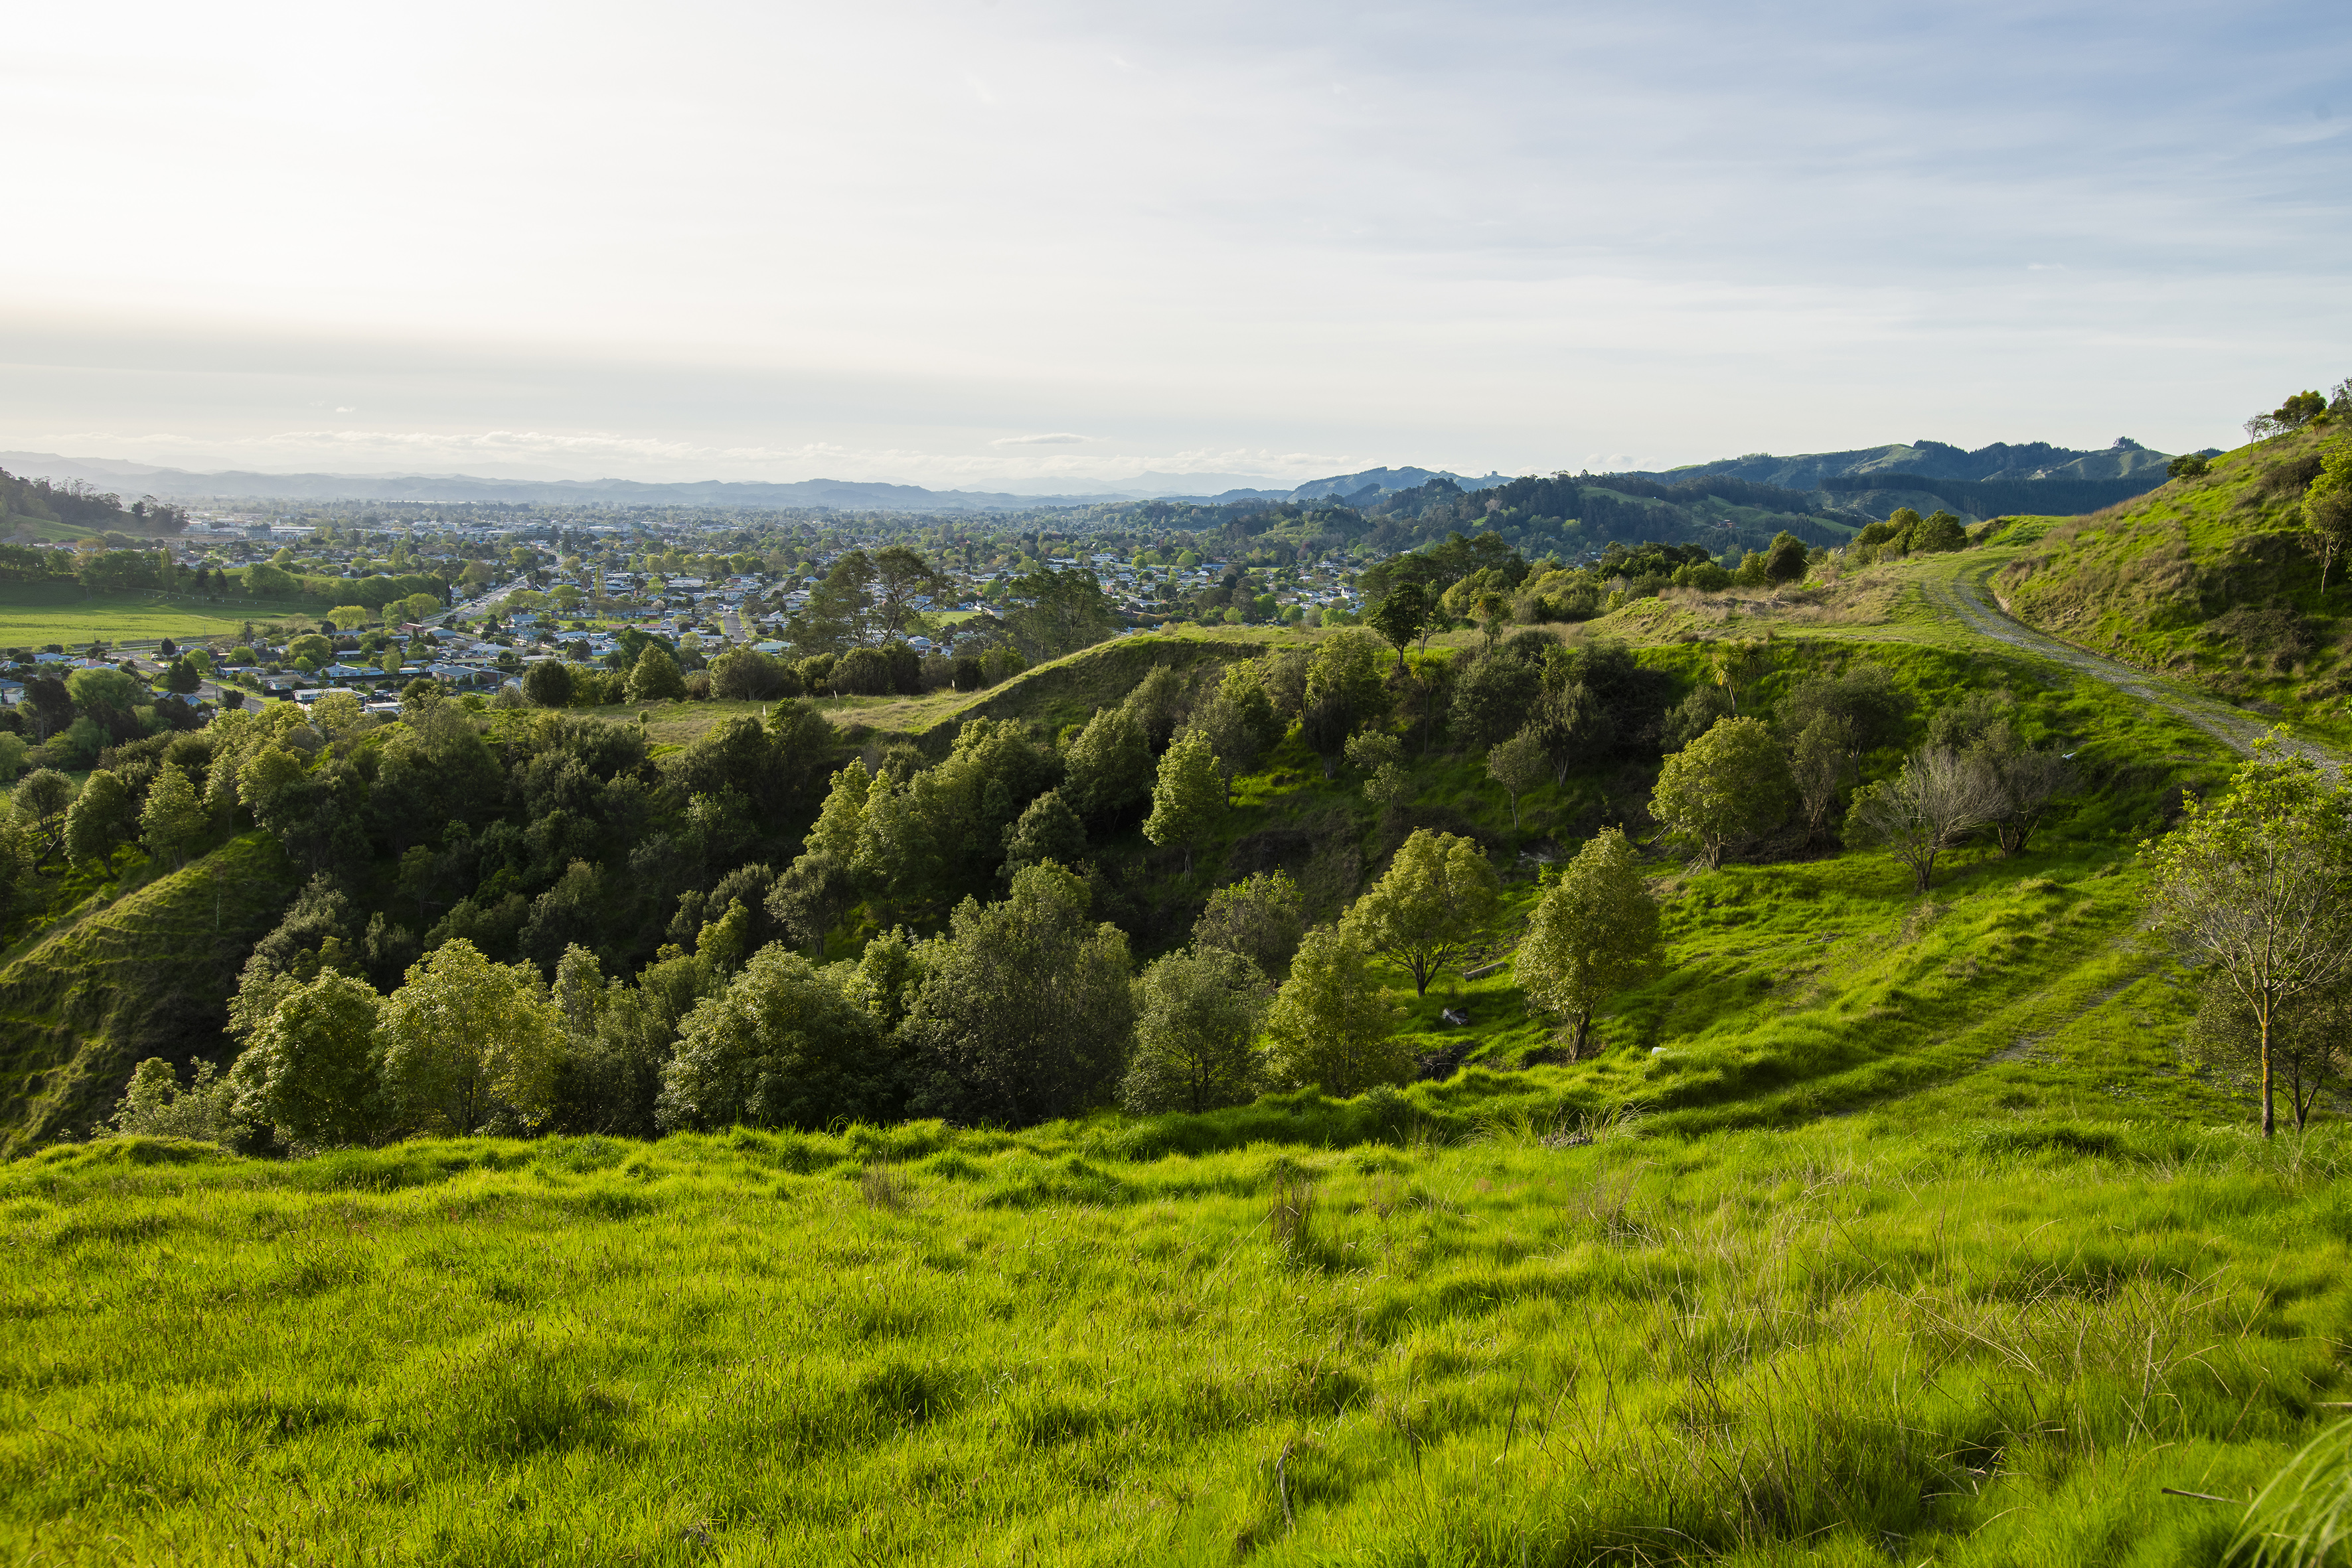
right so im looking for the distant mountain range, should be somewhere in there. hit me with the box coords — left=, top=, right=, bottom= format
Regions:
left=0, top=440, right=2197, bottom=516
left=1643, top=438, right=2183, bottom=491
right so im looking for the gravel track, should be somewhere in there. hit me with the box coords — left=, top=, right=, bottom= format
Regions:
left=1926, top=562, right=2343, bottom=771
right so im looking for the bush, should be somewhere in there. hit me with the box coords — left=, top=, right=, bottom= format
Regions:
left=106, top=1058, right=230, bottom=1142
left=655, top=946, right=885, bottom=1131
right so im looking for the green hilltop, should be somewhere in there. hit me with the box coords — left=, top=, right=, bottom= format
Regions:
left=6, top=410, right=2352, bottom=1563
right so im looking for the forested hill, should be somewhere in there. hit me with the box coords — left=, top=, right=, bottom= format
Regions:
left=0, top=466, right=188, bottom=536
left=1650, top=435, right=2181, bottom=489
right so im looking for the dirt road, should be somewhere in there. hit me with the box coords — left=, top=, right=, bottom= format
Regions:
left=1926, top=560, right=2342, bottom=769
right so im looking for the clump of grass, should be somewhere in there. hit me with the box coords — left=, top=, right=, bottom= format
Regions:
left=858, top=1162, right=908, bottom=1210
left=2233, top=1418, right=2352, bottom=1567
left=1268, top=1170, right=1317, bottom=1257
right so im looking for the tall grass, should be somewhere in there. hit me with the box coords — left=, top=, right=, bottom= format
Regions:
left=4, top=1111, right=2345, bottom=1564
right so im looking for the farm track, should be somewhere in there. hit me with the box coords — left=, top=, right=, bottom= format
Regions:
left=1928, top=561, right=2346, bottom=771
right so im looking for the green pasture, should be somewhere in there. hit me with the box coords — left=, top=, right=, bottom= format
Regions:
left=0, top=586, right=259, bottom=647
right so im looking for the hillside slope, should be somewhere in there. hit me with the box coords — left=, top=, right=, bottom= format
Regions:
left=0, top=835, right=300, bottom=1158
left=1992, top=422, right=2349, bottom=720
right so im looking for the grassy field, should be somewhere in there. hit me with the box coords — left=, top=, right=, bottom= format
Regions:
left=0, top=584, right=264, bottom=647
left=5, top=1084, right=2341, bottom=1565
left=10, top=518, right=2352, bottom=1562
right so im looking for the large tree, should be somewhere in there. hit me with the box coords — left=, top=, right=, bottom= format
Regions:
left=1191, top=661, right=1282, bottom=800
left=2144, top=746, right=2352, bottom=1137
left=1515, top=828, right=1660, bottom=1058
left=236, top=971, right=384, bottom=1148
left=1192, top=870, right=1307, bottom=975
left=655, top=946, right=885, bottom=1131
left=1063, top=704, right=1154, bottom=824
left=1144, top=728, right=1223, bottom=875
left=1121, top=945, right=1269, bottom=1115
left=869, top=545, right=946, bottom=641
left=1650, top=716, right=1795, bottom=870
left=139, top=763, right=205, bottom=870
left=902, top=862, right=1135, bottom=1127
left=1366, top=587, right=1428, bottom=675
left=1345, top=828, right=1501, bottom=995
left=1265, top=925, right=1409, bottom=1095
left=376, top=940, right=564, bottom=1137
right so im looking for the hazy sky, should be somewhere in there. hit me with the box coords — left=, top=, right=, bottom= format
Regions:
left=5, top=0, right=2347, bottom=487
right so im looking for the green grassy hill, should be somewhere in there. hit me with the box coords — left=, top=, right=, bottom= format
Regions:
left=1992, top=423, right=2349, bottom=724
left=9, top=495, right=2352, bottom=1561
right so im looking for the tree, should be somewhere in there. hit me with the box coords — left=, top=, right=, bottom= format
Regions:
left=1516, top=828, right=1660, bottom=1058
left=107, top=1058, right=230, bottom=1142
left=2186, top=984, right=2350, bottom=1135
left=1144, top=728, right=1223, bottom=874
left=163, top=657, right=200, bottom=695
left=1345, top=828, right=1501, bottom=996
left=1972, top=722, right=2074, bottom=856
left=1001, top=787, right=1087, bottom=878
left=1264, top=925, right=1408, bottom=1095
left=15, top=768, right=75, bottom=865
left=64, top=769, right=135, bottom=866
left=1486, top=727, right=1547, bottom=828
left=1192, top=870, right=1307, bottom=974
left=376, top=939, right=564, bottom=1136
left=140, top=763, right=205, bottom=870
left=1709, top=637, right=1771, bottom=714
left=1346, top=730, right=1412, bottom=814
left=2302, top=441, right=2352, bottom=595
left=710, top=647, right=789, bottom=700
left=1847, top=747, right=2001, bottom=891
left=1119, top=664, right=1186, bottom=751
left=238, top=971, right=384, bottom=1147
left=1300, top=630, right=1386, bottom=779
left=1527, top=678, right=1605, bottom=785
left=1192, top=662, right=1282, bottom=800
left=1003, top=567, right=1117, bottom=661
left=1367, top=587, right=1428, bottom=675
left=868, top=545, right=945, bottom=641
left=522, top=659, right=574, bottom=708
left=2247, top=391, right=2327, bottom=439
left=1063, top=704, right=1153, bottom=823
left=1121, top=945, right=1270, bottom=1115
left=1788, top=712, right=1856, bottom=843
left=1650, top=716, right=1795, bottom=870
left=768, top=849, right=857, bottom=958
left=902, top=862, right=1135, bottom=1127
left=655, top=946, right=884, bottom=1131
left=1449, top=645, right=1544, bottom=750
left=1762, top=530, right=1810, bottom=584
left=2144, top=745, right=2352, bottom=1137
left=626, top=644, right=686, bottom=703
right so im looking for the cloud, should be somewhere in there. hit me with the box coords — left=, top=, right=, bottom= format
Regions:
left=990, top=433, right=1093, bottom=446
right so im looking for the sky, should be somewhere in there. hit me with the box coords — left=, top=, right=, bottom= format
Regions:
left=3, top=0, right=2347, bottom=489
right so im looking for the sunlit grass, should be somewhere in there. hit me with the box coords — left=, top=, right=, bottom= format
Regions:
left=3, top=1107, right=2343, bottom=1565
